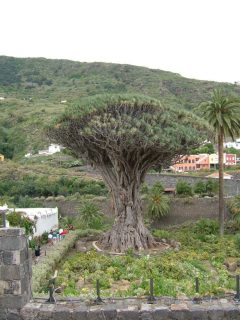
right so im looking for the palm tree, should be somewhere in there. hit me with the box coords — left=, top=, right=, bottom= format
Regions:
left=197, top=89, right=240, bottom=235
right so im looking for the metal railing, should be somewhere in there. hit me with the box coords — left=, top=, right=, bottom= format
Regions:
left=45, top=274, right=240, bottom=305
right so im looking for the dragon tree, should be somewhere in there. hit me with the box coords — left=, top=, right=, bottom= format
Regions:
left=48, top=94, right=209, bottom=252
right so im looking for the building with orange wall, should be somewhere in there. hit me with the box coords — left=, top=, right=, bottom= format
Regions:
left=172, top=154, right=210, bottom=172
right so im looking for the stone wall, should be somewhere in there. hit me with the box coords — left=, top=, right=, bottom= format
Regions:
left=36, top=173, right=239, bottom=225
left=145, top=173, right=240, bottom=197
left=19, top=299, right=240, bottom=320
left=44, top=196, right=223, bottom=227
left=152, top=196, right=222, bottom=228
left=0, top=228, right=32, bottom=315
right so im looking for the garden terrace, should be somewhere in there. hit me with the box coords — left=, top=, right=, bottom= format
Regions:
left=33, top=220, right=240, bottom=300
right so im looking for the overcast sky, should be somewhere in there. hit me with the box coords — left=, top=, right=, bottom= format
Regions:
left=1, top=0, right=239, bottom=83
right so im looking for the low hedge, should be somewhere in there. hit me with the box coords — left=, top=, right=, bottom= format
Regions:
left=32, top=229, right=102, bottom=294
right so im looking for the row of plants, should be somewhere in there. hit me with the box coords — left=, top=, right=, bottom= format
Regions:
left=0, top=175, right=108, bottom=202
left=176, top=180, right=218, bottom=197
left=144, top=180, right=219, bottom=220
left=32, top=229, right=102, bottom=294
left=53, top=219, right=239, bottom=298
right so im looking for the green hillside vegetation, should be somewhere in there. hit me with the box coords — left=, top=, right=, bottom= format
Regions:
left=0, top=160, right=107, bottom=206
left=1, top=55, right=240, bottom=159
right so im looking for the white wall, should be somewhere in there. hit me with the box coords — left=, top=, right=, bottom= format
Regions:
left=8, top=207, right=58, bottom=236
left=48, top=144, right=61, bottom=154
left=224, top=141, right=240, bottom=150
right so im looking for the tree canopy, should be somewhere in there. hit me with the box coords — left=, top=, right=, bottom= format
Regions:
left=48, top=94, right=209, bottom=171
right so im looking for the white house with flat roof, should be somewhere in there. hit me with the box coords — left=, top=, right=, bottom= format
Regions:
left=2, top=205, right=58, bottom=236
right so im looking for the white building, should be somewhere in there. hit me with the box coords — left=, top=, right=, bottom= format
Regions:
left=224, top=139, right=240, bottom=150
left=209, top=153, right=237, bottom=166
left=48, top=144, right=62, bottom=154
left=3, top=205, right=58, bottom=237
left=38, top=144, right=63, bottom=156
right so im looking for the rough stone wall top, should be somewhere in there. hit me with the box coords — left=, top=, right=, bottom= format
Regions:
left=19, top=298, right=240, bottom=320
left=0, top=228, right=32, bottom=310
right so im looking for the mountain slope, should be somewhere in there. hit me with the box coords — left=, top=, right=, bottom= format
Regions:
left=0, top=56, right=240, bottom=159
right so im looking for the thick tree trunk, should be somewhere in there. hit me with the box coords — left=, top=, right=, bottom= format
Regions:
left=100, top=178, right=155, bottom=252
left=218, top=132, right=224, bottom=236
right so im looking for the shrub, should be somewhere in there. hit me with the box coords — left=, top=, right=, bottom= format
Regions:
left=194, top=181, right=206, bottom=195
left=194, top=218, right=219, bottom=241
left=29, top=238, right=37, bottom=250
left=176, top=180, right=193, bottom=196
left=205, top=180, right=218, bottom=196
left=153, top=229, right=171, bottom=239
left=78, top=201, right=104, bottom=229
left=59, top=216, right=75, bottom=229
left=140, top=183, right=149, bottom=195
left=0, top=175, right=108, bottom=200
left=227, top=195, right=240, bottom=230
left=7, top=211, right=35, bottom=235
left=151, top=182, right=165, bottom=194
left=235, top=233, right=240, bottom=250
left=14, top=195, right=39, bottom=207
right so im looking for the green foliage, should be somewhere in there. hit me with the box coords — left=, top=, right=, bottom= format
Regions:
left=59, top=216, right=75, bottom=229
left=151, top=182, right=165, bottom=194
left=193, top=180, right=218, bottom=196
left=78, top=201, right=104, bottom=229
left=152, top=229, right=171, bottom=239
left=147, top=191, right=170, bottom=219
left=41, top=231, right=49, bottom=244
left=194, top=218, right=219, bottom=241
left=32, top=229, right=102, bottom=293
left=196, top=89, right=240, bottom=140
left=0, top=174, right=107, bottom=201
left=191, top=143, right=215, bottom=154
left=7, top=211, right=35, bottom=235
left=14, top=195, right=39, bottom=208
left=176, top=180, right=193, bottom=196
left=194, top=181, right=206, bottom=195
left=28, top=238, right=37, bottom=250
left=54, top=221, right=238, bottom=298
left=205, top=179, right=218, bottom=195
left=0, top=57, right=21, bottom=85
left=224, top=147, right=240, bottom=155
left=146, top=182, right=170, bottom=219
left=140, top=183, right=149, bottom=195
left=227, top=195, right=240, bottom=230
left=48, top=94, right=209, bottom=175
left=235, top=233, right=240, bottom=250
left=1, top=56, right=240, bottom=159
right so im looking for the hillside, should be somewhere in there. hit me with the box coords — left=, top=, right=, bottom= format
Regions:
left=1, top=55, right=240, bottom=159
